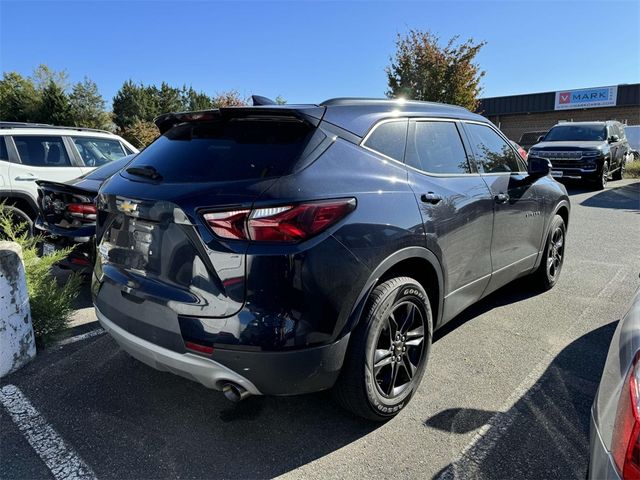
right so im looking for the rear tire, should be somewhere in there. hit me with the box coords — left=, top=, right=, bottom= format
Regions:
left=531, top=215, right=566, bottom=291
left=333, top=276, right=433, bottom=421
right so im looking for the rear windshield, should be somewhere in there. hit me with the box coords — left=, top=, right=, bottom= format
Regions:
left=123, top=118, right=315, bottom=182
left=543, top=125, right=607, bottom=142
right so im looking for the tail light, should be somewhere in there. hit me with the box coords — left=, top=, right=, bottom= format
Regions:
left=67, top=203, right=97, bottom=222
left=203, top=198, right=356, bottom=243
left=612, top=352, right=640, bottom=479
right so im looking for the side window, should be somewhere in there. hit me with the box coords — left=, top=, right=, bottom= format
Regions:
left=0, top=137, right=8, bottom=162
left=465, top=123, right=523, bottom=174
left=13, top=136, right=71, bottom=167
left=72, top=137, right=128, bottom=167
left=408, top=121, right=471, bottom=174
left=363, top=120, right=408, bottom=161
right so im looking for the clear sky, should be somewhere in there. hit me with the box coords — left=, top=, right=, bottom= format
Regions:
left=1, top=0, right=639, bottom=107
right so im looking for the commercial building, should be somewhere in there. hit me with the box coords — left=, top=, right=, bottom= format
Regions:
left=478, top=83, right=640, bottom=148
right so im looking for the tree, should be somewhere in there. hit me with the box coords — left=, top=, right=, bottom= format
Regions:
left=211, top=90, right=247, bottom=108
left=386, top=30, right=486, bottom=111
left=182, top=86, right=212, bottom=111
left=0, top=72, right=39, bottom=121
left=157, top=82, right=184, bottom=114
left=275, top=95, right=287, bottom=105
left=120, top=120, right=159, bottom=149
left=31, top=64, right=68, bottom=92
left=37, top=80, right=73, bottom=125
left=112, top=80, right=157, bottom=130
left=69, top=77, right=110, bottom=129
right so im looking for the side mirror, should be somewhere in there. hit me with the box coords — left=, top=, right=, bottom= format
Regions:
left=608, top=135, right=620, bottom=143
left=528, top=157, right=551, bottom=177
left=537, top=135, right=545, bottom=143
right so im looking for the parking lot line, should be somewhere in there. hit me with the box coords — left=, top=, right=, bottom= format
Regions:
left=437, top=267, right=626, bottom=479
left=0, top=384, right=96, bottom=480
left=54, top=328, right=105, bottom=347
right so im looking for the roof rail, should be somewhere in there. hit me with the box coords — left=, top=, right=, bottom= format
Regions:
left=319, top=97, right=469, bottom=111
left=0, top=121, right=52, bottom=128
left=0, top=121, right=112, bottom=134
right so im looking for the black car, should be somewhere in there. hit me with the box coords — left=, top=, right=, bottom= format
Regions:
left=35, top=155, right=134, bottom=272
left=93, top=98, right=569, bottom=420
left=528, top=121, right=630, bottom=189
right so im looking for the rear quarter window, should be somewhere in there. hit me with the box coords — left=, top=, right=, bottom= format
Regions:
left=124, top=118, right=315, bottom=182
left=363, top=120, right=408, bottom=161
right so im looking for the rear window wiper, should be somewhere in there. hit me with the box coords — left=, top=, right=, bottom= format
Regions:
left=126, top=165, right=162, bottom=181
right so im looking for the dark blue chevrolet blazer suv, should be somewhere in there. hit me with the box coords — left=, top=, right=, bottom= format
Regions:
left=92, top=98, right=570, bottom=420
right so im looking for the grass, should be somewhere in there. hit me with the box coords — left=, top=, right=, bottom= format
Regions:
left=624, top=160, right=640, bottom=179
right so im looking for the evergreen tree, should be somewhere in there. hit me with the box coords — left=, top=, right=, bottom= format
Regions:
left=37, top=80, right=73, bottom=125
left=69, top=77, right=110, bottom=129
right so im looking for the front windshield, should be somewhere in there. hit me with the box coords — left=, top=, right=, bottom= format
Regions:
left=543, top=125, right=607, bottom=142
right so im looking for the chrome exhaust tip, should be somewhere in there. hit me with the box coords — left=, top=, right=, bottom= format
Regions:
left=222, top=383, right=250, bottom=402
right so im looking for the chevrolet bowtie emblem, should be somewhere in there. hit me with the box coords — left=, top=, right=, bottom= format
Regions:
left=117, top=199, right=138, bottom=214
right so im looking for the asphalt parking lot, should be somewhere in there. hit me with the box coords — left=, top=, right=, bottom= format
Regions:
left=1, top=179, right=639, bottom=480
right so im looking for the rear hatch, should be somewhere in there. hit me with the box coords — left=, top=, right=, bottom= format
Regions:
left=36, top=155, right=134, bottom=236
left=94, top=107, right=326, bottom=329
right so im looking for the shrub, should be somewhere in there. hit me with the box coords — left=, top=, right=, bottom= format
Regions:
left=624, top=160, right=640, bottom=179
left=0, top=205, right=81, bottom=344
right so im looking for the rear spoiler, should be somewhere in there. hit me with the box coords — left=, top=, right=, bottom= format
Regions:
left=154, top=106, right=326, bottom=135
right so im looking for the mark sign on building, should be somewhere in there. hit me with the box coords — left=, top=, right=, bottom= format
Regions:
left=554, top=86, right=618, bottom=110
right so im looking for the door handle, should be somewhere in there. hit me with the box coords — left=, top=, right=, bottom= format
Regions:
left=494, top=193, right=510, bottom=204
left=14, top=175, right=38, bottom=181
left=420, top=192, right=442, bottom=204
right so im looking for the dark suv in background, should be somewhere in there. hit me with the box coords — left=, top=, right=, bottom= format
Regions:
left=93, top=98, right=570, bottom=420
left=529, top=121, right=630, bottom=190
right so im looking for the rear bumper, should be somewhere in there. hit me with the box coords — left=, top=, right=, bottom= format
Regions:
left=34, top=218, right=95, bottom=272
left=97, top=306, right=350, bottom=396
left=589, top=407, right=621, bottom=480
left=97, top=308, right=262, bottom=395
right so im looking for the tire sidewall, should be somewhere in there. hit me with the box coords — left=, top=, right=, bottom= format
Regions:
left=598, top=161, right=609, bottom=190
left=543, top=216, right=566, bottom=288
left=362, top=280, right=432, bottom=417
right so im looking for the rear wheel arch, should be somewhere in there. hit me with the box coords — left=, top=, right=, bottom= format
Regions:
left=0, top=192, right=38, bottom=219
left=345, top=247, right=444, bottom=336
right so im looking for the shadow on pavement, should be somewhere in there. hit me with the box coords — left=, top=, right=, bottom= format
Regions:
left=425, top=408, right=496, bottom=434
left=578, top=181, right=640, bottom=212
left=435, top=277, right=540, bottom=342
left=430, top=320, right=618, bottom=479
left=1, top=334, right=379, bottom=479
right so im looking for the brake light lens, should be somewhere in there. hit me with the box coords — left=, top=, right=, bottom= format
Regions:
left=67, top=203, right=97, bottom=222
left=612, top=352, right=640, bottom=479
left=203, top=198, right=356, bottom=243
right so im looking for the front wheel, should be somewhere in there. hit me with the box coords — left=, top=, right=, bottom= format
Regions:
left=531, top=214, right=566, bottom=291
left=593, top=161, right=609, bottom=190
left=333, top=276, right=433, bottom=421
